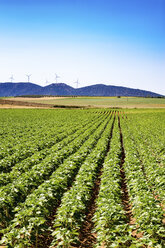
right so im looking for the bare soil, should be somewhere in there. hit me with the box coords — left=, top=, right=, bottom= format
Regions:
left=9, top=96, right=68, bottom=101
left=0, top=99, right=86, bottom=109
left=77, top=173, right=101, bottom=248
left=0, top=104, right=47, bottom=109
left=0, top=99, right=53, bottom=108
left=118, top=117, right=134, bottom=224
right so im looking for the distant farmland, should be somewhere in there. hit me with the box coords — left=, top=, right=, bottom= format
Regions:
left=3, top=96, right=165, bottom=108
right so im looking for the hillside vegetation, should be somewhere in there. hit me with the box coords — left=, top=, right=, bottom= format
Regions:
left=0, top=82, right=164, bottom=97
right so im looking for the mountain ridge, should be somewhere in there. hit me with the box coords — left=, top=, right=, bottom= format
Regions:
left=0, top=82, right=163, bottom=97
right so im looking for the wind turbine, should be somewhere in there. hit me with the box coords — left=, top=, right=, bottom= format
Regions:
left=74, top=79, right=80, bottom=88
left=55, top=73, right=60, bottom=84
left=10, top=75, right=14, bottom=83
left=26, top=74, right=31, bottom=83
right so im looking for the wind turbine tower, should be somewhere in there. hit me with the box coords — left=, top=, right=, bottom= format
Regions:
left=74, top=79, right=80, bottom=88
left=55, top=73, right=60, bottom=84
left=10, top=75, right=14, bottom=83
left=26, top=74, right=31, bottom=83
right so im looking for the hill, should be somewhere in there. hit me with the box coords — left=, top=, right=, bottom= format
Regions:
left=0, top=82, right=163, bottom=97
left=0, top=83, right=42, bottom=97
left=74, top=84, right=163, bottom=97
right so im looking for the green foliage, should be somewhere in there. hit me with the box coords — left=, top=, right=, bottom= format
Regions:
left=1, top=110, right=112, bottom=246
left=121, top=116, right=165, bottom=247
left=50, top=116, right=114, bottom=247
left=0, top=109, right=164, bottom=247
left=93, top=119, right=133, bottom=247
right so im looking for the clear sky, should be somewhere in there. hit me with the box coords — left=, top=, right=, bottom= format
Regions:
left=0, top=0, right=165, bottom=94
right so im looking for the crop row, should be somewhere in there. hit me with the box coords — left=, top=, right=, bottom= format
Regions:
left=127, top=112, right=164, bottom=162
left=120, top=117, right=165, bottom=247
left=124, top=116, right=165, bottom=203
left=1, top=113, right=114, bottom=247
left=0, top=112, right=105, bottom=186
left=93, top=117, right=132, bottom=247
left=0, top=109, right=105, bottom=159
left=0, top=109, right=71, bottom=158
left=0, top=111, right=104, bottom=171
left=1, top=109, right=164, bottom=248
left=0, top=112, right=111, bottom=229
left=50, top=115, right=115, bottom=247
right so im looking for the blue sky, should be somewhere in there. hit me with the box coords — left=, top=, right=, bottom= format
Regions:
left=0, top=0, right=164, bottom=94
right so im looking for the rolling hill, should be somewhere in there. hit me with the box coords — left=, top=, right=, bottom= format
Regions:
left=0, top=82, right=163, bottom=97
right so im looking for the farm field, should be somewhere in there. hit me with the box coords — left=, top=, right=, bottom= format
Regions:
left=5, top=96, right=165, bottom=108
left=0, top=108, right=165, bottom=248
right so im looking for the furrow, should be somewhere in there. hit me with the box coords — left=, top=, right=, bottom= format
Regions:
left=118, top=116, right=134, bottom=225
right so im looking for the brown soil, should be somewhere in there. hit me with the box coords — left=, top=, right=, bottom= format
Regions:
left=118, top=117, right=134, bottom=224
left=77, top=172, right=101, bottom=248
left=0, top=104, right=47, bottom=109
left=9, top=97, right=68, bottom=101
left=0, top=99, right=85, bottom=109
left=0, top=99, right=53, bottom=108
left=36, top=210, right=59, bottom=248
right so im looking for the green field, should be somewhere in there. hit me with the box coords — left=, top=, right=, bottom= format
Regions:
left=9, top=96, right=165, bottom=108
left=0, top=108, right=164, bottom=247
